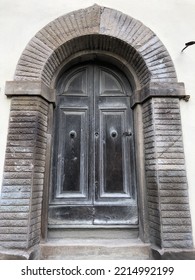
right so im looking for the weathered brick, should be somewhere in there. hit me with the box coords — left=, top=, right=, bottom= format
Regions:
left=4, top=172, right=32, bottom=179
left=163, top=232, right=192, bottom=241
left=161, top=197, right=189, bottom=204
left=162, top=218, right=191, bottom=225
left=163, top=240, right=193, bottom=248
left=6, top=152, right=34, bottom=159
left=158, top=165, right=186, bottom=171
left=158, top=152, right=184, bottom=159
left=158, top=159, right=185, bottom=165
left=1, top=185, right=31, bottom=193
left=0, top=212, right=29, bottom=220
left=160, top=183, right=188, bottom=190
left=159, top=177, right=187, bottom=183
left=0, top=227, right=28, bottom=234
left=161, top=210, right=191, bottom=218
left=0, top=241, right=28, bottom=249
left=0, top=206, right=29, bottom=212
left=161, top=190, right=188, bottom=197
left=150, top=228, right=161, bottom=239
left=0, top=234, right=28, bottom=241
left=3, top=179, right=32, bottom=186
left=0, top=199, right=30, bottom=206
left=162, top=225, right=192, bottom=233
left=4, top=166, right=34, bottom=172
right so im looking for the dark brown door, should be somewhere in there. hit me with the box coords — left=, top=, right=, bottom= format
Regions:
left=49, top=63, right=138, bottom=227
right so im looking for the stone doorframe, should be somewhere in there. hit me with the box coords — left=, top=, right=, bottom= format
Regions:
left=0, top=5, right=193, bottom=259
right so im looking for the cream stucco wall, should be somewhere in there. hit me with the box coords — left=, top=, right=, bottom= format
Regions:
left=0, top=0, right=195, bottom=243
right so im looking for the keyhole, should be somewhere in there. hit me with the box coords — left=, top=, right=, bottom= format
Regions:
left=69, top=130, right=77, bottom=139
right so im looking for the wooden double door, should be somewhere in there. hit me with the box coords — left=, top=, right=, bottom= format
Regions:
left=49, top=63, right=138, bottom=227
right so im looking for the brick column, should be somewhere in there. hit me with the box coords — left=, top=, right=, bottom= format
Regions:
left=143, top=97, right=193, bottom=249
left=0, top=81, right=54, bottom=259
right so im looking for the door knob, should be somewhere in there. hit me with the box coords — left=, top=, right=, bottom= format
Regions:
left=69, top=130, right=77, bottom=138
left=111, top=130, right=118, bottom=138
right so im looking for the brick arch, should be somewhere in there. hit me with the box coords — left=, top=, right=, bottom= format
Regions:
left=15, top=4, right=177, bottom=87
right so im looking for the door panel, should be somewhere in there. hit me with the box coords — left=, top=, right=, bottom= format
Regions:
left=49, top=205, right=138, bottom=226
left=98, top=109, right=132, bottom=198
left=100, top=69, right=124, bottom=95
left=49, top=206, right=94, bottom=225
left=93, top=206, right=138, bottom=225
left=101, top=110, right=124, bottom=194
left=63, top=68, right=88, bottom=96
left=56, top=108, right=89, bottom=199
left=53, top=95, right=91, bottom=205
left=49, top=63, right=138, bottom=227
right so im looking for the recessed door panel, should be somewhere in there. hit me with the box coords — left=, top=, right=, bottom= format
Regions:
left=62, top=68, right=88, bottom=96
left=93, top=205, right=138, bottom=225
left=100, top=69, right=124, bottom=95
left=102, top=111, right=124, bottom=194
left=56, top=108, right=88, bottom=200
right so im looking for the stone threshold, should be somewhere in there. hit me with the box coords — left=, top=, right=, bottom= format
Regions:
left=40, top=238, right=151, bottom=260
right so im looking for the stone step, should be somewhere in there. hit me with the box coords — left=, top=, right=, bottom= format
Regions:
left=47, top=227, right=138, bottom=240
left=40, top=239, right=152, bottom=260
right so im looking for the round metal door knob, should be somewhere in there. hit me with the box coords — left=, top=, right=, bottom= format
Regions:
left=111, top=130, right=118, bottom=138
left=69, top=130, right=77, bottom=138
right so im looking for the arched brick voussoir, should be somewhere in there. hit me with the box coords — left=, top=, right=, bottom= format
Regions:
left=99, top=7, right=177, bottom=83
left=14, top=4, right=177, bottom=86
left=41, top=34, right=151, bottom=87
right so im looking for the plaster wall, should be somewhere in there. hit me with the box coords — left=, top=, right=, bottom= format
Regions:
left=0, top=0, right=195, bottom=244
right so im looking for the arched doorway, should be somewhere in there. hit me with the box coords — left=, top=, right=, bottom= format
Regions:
left=0, top=5, right=193, bottom=259
left=49, top=62, right=138, bottom=228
